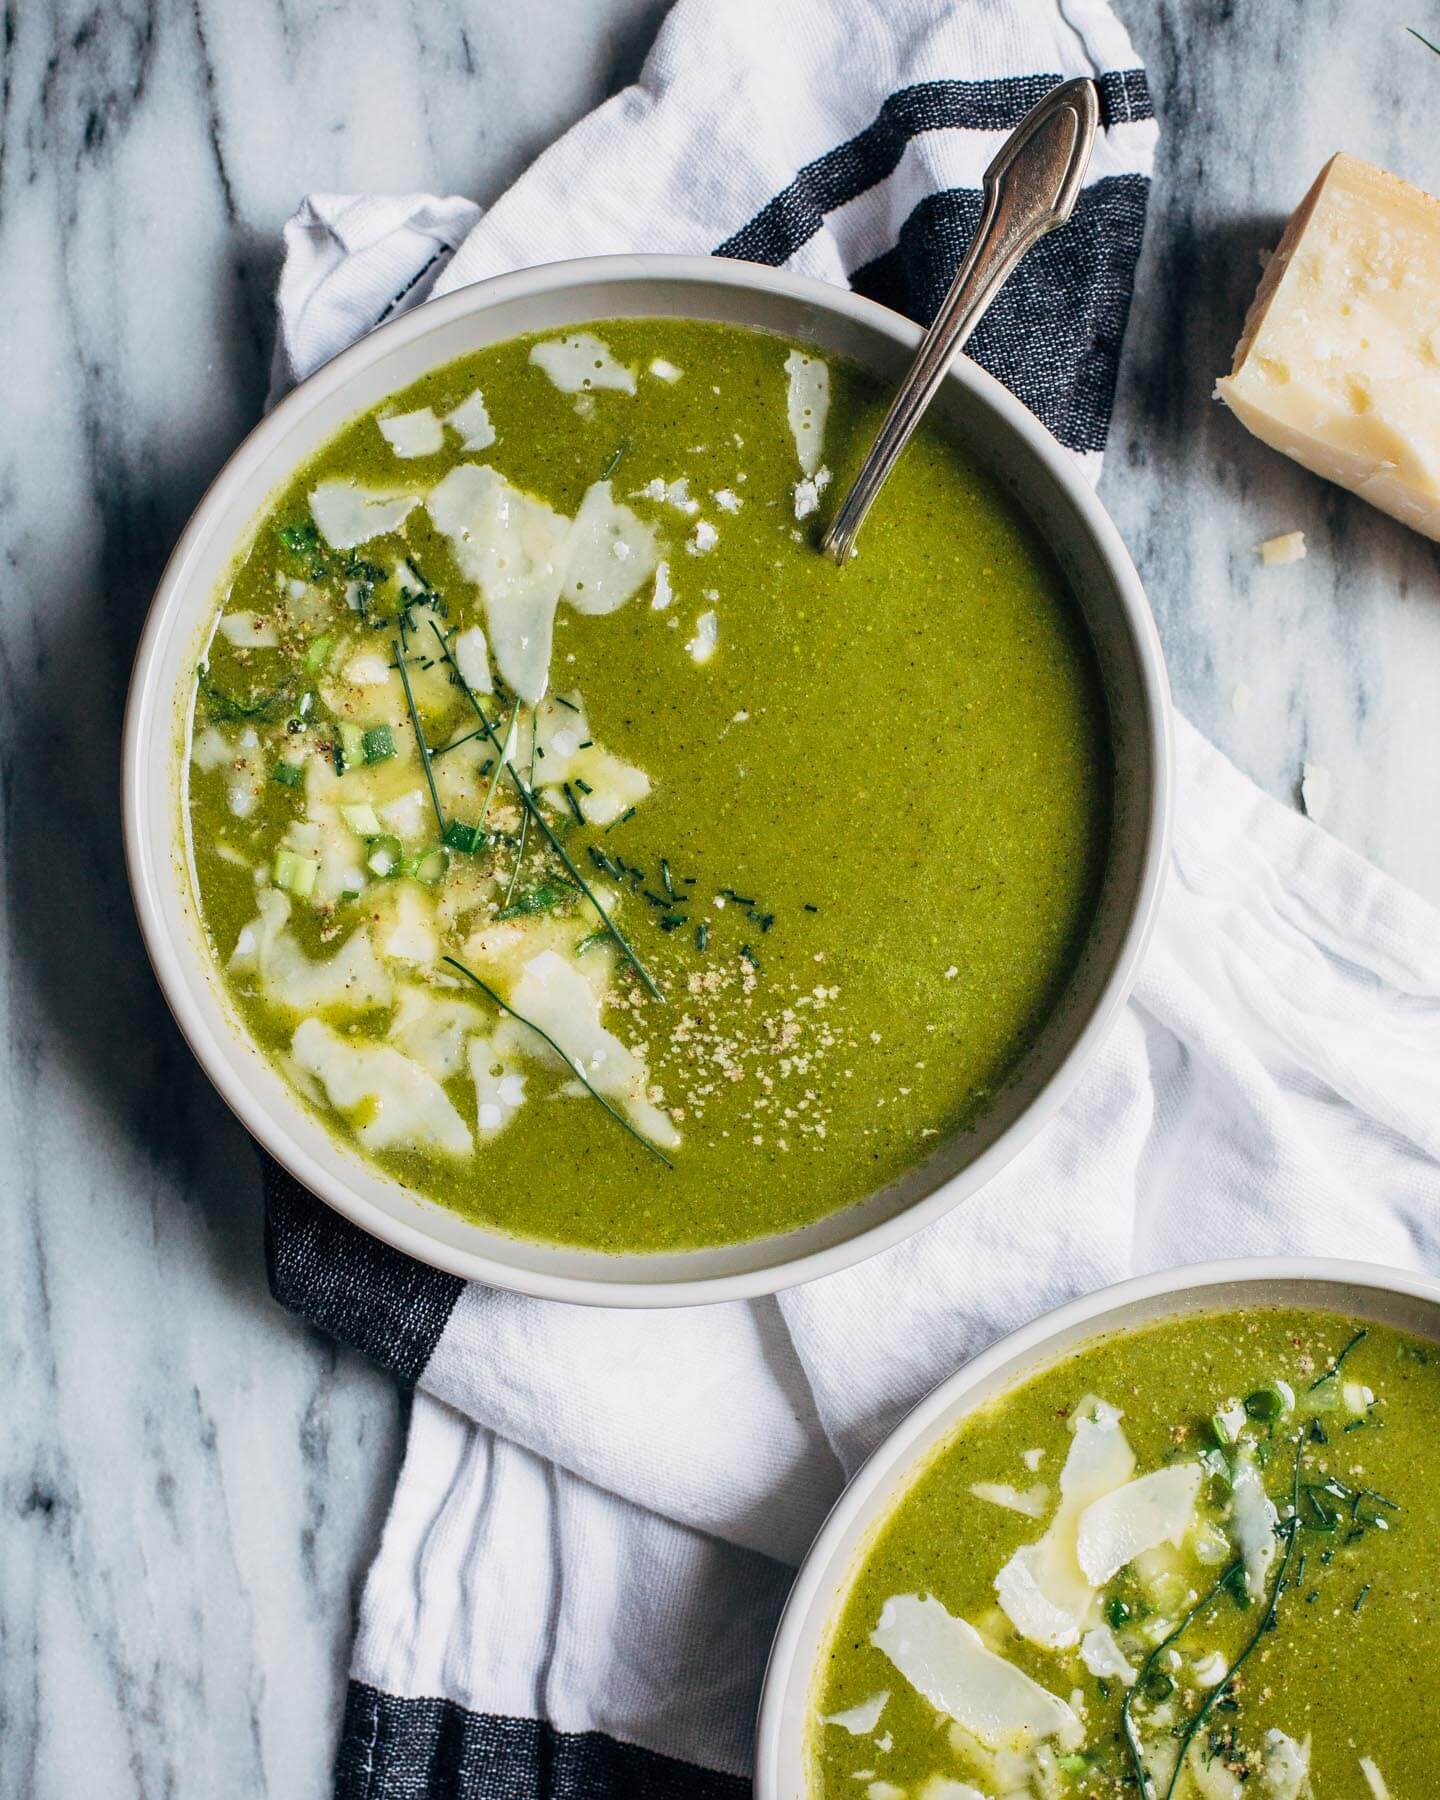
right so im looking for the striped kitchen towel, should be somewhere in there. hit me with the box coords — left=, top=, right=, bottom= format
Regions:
left=261, top=0, right=1433, bottom=1794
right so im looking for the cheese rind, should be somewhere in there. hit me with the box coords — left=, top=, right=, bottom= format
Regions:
left=1216, top=153, right=1440, bottom=541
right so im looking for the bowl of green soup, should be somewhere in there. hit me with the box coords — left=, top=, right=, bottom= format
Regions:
left=758, top=1258, right=1440, bottom=1799
left=124, top=254, right=1170, bottom=1303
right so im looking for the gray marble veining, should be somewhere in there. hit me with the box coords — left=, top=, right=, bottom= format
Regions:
left=1, top=2, right=1435, bottom=1795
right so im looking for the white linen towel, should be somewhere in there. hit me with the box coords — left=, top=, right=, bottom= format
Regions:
left=253, top=3, right=1440, bottom=1795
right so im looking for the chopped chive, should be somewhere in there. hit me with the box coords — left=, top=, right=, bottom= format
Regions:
left=443, top=956, right=671, bottom=1165
left=577, top=739, right=593, bottom=749
left=601, top=437, right=631, bottom=481
left=503, top=709, right=538, bottom=909
left=361, top=724, right=395, bottom=765
left=803, top=902, right=819, bottom=913
left=660, top=858, right=675, bottom=899
left=392, top=636, right=446, bottom=838
left=553, top=694, right=580, bottom=713
left=695, top=921, right=709, bottom=952
left=1310, top=1328, right=1368, bottom=1391
left=432, top=726, right=488, bottom=758
left=563, top=782, right=585, bottom=826
left=1408, top=25, right=1440, bottom=56
left=429, top=624, right=661, bottom=999
left=606, top=806, right=636, bottom=832
left=1353, top=1582, right=1372, bottom=1612
left=574, top=777, right=592, bottom=796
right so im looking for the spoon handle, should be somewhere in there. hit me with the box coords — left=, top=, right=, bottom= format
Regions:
left=821, top=76, right=1099, bottom=564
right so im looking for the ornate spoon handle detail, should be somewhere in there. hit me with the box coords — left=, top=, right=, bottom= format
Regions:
left=820, top=76, right=1099, bottom=564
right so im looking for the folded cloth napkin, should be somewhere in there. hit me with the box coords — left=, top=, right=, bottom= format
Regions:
left=256, top=2, right=1440, bottom=1795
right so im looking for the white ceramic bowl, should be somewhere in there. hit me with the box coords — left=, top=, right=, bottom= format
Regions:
left=123, top=254, right=1172, bottom=1306
left=754, top=1256, right=1440, bottom=1796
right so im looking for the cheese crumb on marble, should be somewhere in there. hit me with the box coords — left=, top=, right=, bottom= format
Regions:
left=1301, top=760, right=1333, bottom=824
left=1257, top=529, right=1306, bottom=565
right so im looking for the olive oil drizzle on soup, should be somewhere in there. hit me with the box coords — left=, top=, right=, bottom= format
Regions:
left=186, top=319, right=1110, bottom=1251
left=811, top=1309, right=1436, bottom=1800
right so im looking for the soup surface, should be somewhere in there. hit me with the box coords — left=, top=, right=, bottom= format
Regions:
left=810, top=1307, right=1437, bottom=1800
left=185, top=318, right=1109, bottom=1250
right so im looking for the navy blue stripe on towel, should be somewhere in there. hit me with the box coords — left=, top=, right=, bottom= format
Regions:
left=335, top=1685, right=751, bottom=1800
left=848, top=173, right=1150, bottom=454
left=263, top=1162, right=462, bottom=1383
left=716, top=70, right=1150, bottom=269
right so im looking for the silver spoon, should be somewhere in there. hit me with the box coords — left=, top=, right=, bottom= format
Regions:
left=820, top=76, right=1100, bottom=564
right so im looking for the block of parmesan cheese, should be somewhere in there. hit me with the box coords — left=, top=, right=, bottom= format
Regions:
left=1216, top=152, right=1440, bottom=541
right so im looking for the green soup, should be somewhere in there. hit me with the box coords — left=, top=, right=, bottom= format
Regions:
left=810, top=1308, right=1437, bottom=1800
left=185, top=318, right=1110, bottom=1251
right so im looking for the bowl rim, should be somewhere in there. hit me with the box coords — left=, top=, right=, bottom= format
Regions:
left=122, top=251, right=1173, bottom=1307
left=753, top=1254, right=1440, bottom=1796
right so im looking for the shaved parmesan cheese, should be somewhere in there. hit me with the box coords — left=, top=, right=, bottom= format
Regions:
left=870, top=1594, right=1079, bottom=1753
left=917, top=1781, right=987, bottom=1800
left=1229, top=1455, right=1279, bottom=1600
left=470, top=1034, right=528, bottom=1135
left=1076, top=1464, right=1201, bottom=1586
left=1079, top=1625, right=1137, bottom=1685
left=1359, top=1755, right=1390, bottom=1799
left=292, top=1018, right=471, bottom=1156
left=1187, top=1750, right=1243, bottom=1800
left=379, top=790, right=430, bottom=845
left=785, top=349, right=830, bottom=475
left=651, top=561, right=673, bottom=609
left=388, top=986, right=483, bottom=1080
left=343, top=650, right=393, bottom=687
left=231, top=892, right=392, bottom=1015
left=1261, top=1729, right=1310, bottom=1798
left=379, top=882, right=438, bottom=964
left=793, top=465, right=833, bottom=520
left=497, top=949, right=678, bottom=1148
left=191, top=726, right=231, bottom=772
left=378, top=407, right=444, bottom=459
left=995, top=1400, right=1135, bottom=1649
left=225, top=727, right=264, bottom=819
left=444, top=389, right=496, bottom=451
left=687, top=610, right=718, bottom=664
left=821, top=1691, right=889, bottom=1736
left=562, top=481, right=658, bottom=613
left=309, top=480, right=419, bottom=550
left=532, top=692, right=651, bottom=826
left=649, top=357, right=682, bottom=383
left=969, top=1481, right=1050, bottom=1519
left=1192, top=1651, right=1229, bottom=1688
left=453, top=624, right=494, bottom=695
left=427, top=463, right=569, bottom=703
left=281, top=804, right=365, bottom=908
left=218, top=611, right=280, bottom=648
left=530, top=331, right=636, bottom=395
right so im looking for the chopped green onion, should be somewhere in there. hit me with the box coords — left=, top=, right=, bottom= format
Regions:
left=409, top=847, right=449, bottom=886
left=340, top=803, right=383, bottom=838
left=338, top=723, right=365, bottom=771
left=443, top=820, right=482, bottom=854
left=366, top=835, right=402, bottom=878
left=272, top=760, right=304, bottom=789
left=1244, top=1384, right=1290, bottom=1422
left=362, top=724, right=396, bottom=765
left=273, top=848, right=319, bottom=898
left=303, top=633, right=334, bottom=672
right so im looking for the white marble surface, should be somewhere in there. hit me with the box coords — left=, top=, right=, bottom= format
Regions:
left=1, top=2, right=1437, bottom=1795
